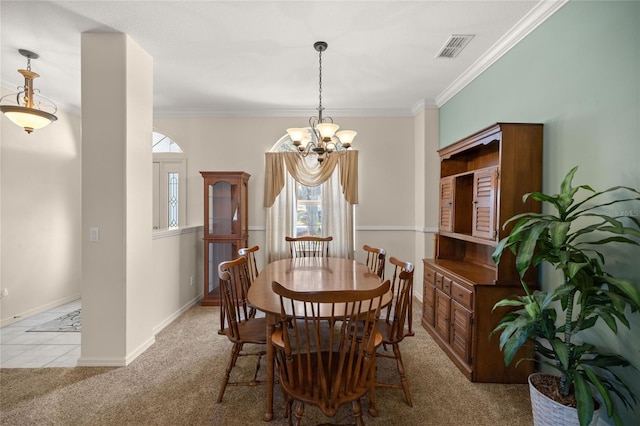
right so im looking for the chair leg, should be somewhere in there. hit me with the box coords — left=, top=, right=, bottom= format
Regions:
left=352, top=400, right=365, bottom=426
left=250, top=352, right=263, bottom=385
left=292, top=400, right=304, bottom=426
left=368, top=353, right=379, bottom=417
left=217, top=342, right=242, bottom=402
left=284, top=395, right=292, bottom=419
left=392, top=343, right=412, bottom=407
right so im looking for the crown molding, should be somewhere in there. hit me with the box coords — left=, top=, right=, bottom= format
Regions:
left=411, top=99, right=439, bottom=116
left=435, top=0, right=569, bottom=107
left=153, top=106, right=416, bottom=118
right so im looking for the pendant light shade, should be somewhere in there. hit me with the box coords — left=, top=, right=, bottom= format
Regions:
left=0, top=49, right=58, bottom=134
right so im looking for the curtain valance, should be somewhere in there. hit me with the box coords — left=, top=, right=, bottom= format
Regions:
left=264, top=151, right=358, bottom=207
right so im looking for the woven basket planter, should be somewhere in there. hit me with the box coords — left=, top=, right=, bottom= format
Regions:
left=529, top=373, right=601, bottom=426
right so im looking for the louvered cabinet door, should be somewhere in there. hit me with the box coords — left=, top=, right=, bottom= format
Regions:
left=439, top=177, right=454, bottom=232
left=472, top=167, right=498, bottom=240
left=422, top=265, right=437, bottom=327
left=450, top=302, right=472, bottom=364
left=450, top=281, right=473, bottom=366
left=434, top=289, right=451, bottom=342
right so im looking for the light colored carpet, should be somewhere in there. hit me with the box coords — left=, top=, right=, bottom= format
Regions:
left=1, top=301, right=532, bottom=425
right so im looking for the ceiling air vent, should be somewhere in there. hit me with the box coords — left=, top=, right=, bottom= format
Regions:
left=437, top=34, right=475, bottom=58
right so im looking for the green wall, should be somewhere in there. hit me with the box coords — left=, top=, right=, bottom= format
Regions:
left=439, top=1, right=640, bottom=424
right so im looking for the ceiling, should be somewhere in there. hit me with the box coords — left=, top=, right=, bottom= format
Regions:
left=1, top=1, right=565, bottom=117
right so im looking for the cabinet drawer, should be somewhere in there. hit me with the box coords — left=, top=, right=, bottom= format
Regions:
left=442, top=276, right=452, bottom=295
left=424, top=266, right=436, bottom=285
left=451, top=282, right=472, bottom=310
left=435, top=273, right=443, bottom=290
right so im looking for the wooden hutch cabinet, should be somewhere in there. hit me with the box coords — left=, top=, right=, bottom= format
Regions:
left=422, top=123, right=542, bottom=383
left=200, top=171, right=250, bottom=306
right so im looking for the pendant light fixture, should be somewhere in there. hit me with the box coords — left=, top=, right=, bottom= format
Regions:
left=286, top=41, right=356, bottom=164
left=0, top=49, right=58, bottom=134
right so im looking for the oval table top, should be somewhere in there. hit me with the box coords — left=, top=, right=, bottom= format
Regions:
left=248, top=257, right=390, bottom=315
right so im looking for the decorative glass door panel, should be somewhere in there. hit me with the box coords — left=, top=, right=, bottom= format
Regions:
left=206, top=241, right=237, bottom=298
left=208, top=180, right=240, bottom=237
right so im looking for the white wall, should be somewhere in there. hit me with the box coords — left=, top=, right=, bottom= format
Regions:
left=0, top=88, right=82, bottom=326
left=150, top=227, right=202, bottom=333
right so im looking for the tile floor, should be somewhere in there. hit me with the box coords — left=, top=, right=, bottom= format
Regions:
left=0, top=299, right=81, bottom=368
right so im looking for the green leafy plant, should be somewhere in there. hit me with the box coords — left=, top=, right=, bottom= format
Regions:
left=491, top=166, right=640, bottom=426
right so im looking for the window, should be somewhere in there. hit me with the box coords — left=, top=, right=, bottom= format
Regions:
left=168, top=172, right=180, bottom=228
left=295, top=183, right=322, bottom=237
left=152, top=131, right=185, bottom=230
left=265, top=133, right=357, bottom=260
left=153, top=131, right=182, bottom=153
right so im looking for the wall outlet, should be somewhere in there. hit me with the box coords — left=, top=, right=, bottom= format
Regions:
left=0, top=288, right=8, bottom=299
left=190, top=275, right=195, bottom=286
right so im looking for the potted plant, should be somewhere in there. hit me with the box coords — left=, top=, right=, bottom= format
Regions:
left=491, top=166, right=640, bottom=426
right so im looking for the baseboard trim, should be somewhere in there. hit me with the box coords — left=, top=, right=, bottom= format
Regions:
left=152, top=295, right=202, bottom=336
left=0, top=293, right=82, bottom=328
left=76, top=335, right=158, bottom=367
left=76, top=356, right=127, bottom=367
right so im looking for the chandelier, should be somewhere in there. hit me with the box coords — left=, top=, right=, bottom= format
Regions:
left=286, top=41, right=356, bottom=164
left=0, top=49, right=58, bottom=134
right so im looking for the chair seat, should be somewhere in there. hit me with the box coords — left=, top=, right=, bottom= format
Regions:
left=223, top=316, right=267, bottom=344
left=375, top=319, right=394, bottom=342
left=375, top=318, right=412, bottom=344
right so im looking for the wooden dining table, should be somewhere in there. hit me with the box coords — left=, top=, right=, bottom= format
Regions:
left=247, top=256, right=390, bottom=422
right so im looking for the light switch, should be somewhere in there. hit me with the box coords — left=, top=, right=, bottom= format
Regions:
left=90, top=227, right=100, bottom=242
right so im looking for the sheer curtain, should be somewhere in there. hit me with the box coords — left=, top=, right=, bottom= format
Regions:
left=266, top=171, right=296, bottom=262
left=265, top=151, right=357, bottom=262
left=322, top=167, right=353, bottom=259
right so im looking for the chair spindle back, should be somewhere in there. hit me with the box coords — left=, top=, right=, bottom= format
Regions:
left=271, top=279, right=390, bottom=420
left=218, top=256, right=253, bottom=341
left=363, top=244, right=386, bottom=280
left=285, top=236, right=333, bottom=258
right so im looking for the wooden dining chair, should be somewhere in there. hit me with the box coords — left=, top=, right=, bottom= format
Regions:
left=238, top=245, right=260, bottom=284
left=363, top=244, right=386, bottom=280
left=285, top=236, right=333, bottom=258
left=271, top=279, right=390, bottom=426
left=373, top=256, right=415, bottom=407
left=216, top=256, right=267, bottom=403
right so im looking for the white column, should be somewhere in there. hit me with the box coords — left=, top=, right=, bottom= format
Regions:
left=79, top=33, right=154, bottom=366
left=413, top=106, right=440, bottom=268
